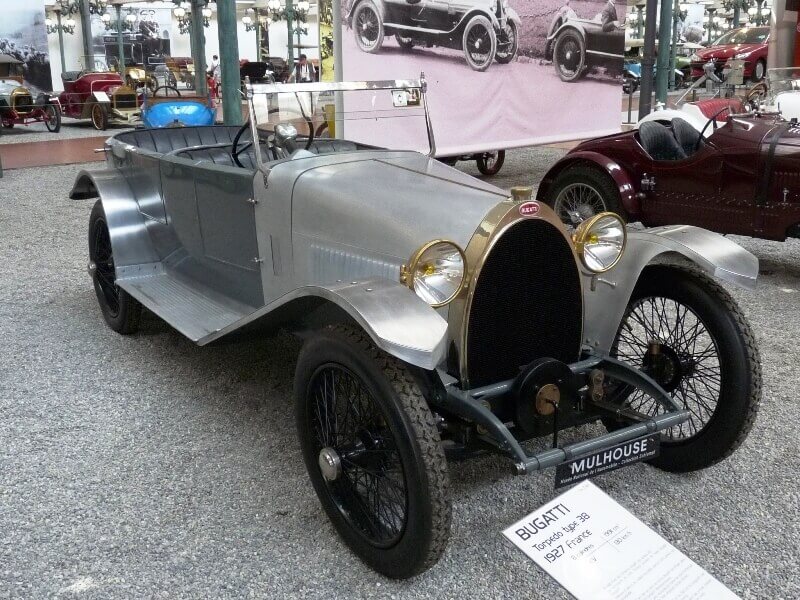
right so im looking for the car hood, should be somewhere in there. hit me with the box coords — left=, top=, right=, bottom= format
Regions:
left=289, top=151, right=510, bottom=262
left=697, top=43, right=762, bottom=60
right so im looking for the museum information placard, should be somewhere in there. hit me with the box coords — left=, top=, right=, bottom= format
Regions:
left=503, top=481, right=739, bottom=600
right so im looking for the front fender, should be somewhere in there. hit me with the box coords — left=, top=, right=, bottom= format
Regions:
left=582, top=225, right=758, bottom=352
left=70, top=169, right=160, bottom=269
left=204, top=278, right=449, bottom=370
left=536, top=150, right=639, bottom=217
left=505, top=7, right=521, bottom=26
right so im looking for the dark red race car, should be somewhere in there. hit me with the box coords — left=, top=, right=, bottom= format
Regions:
left=538, top=98, right=800, bottom=241
left=690, top=26, right=769, bottom=82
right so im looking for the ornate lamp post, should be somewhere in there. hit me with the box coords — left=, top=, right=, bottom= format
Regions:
left=45, top=7, right=77, bottom=73
left=635, top=1, right=646, bottom=38
left=173, top=1, right=214, bottom=35
left=747, top=0, right=770, bottom=25
left=268, top=0, right=310, bottom=66
left=705, top=6, right=717, bottom=43
left=243, top=8, right=272, bottom=61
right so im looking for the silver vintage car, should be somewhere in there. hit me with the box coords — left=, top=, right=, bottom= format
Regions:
left=72, top=76, right=761, bottom=578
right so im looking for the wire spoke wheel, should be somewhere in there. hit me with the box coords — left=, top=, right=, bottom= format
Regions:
left=309, top=364, right=408, bottom=547
left=354, top=3, right=383, bottom=52
left=496, top=21, right=518, bottom=63
left=90, top=215, right=120, bottom=318
left=44, top=104, right=60, bottom=132
left=466, top=24, right=492, bottom=65
left=554, top=30, right=585, bottom=81
left=553, top=182, right=607, bottom=224
left=613, top=296, right=721, bottom=442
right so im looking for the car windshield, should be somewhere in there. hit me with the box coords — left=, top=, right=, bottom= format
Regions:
left=246, top=79, right=432, bottom=168
left=79, top=55, right=110, bottom=73
left=0, top=80, right=18, bottom=93
left=712, top=27, right=769, bottom=46
left=766, top=67, right=800, bottom=95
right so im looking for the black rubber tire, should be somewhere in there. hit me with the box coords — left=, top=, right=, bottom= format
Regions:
left=751, top=58, right=766, bottom=83
left=462, top=15, right=496, bottom=72
left=495, top=21, right=518, bottom=64
left=352, top=1, right=384, bottom=54
left=44, top=104, right=61, bottom=133
left=476, top=150, right=505, bottom=176
left=545, top=164, right=625, bottom=225
left=295, top=325, right=451, bottom=578
left=3, top=121, right=14, bottom=129
left=606, top=266, right=761, bottom=472
left=395, top=33, right=414, bottom=50
left=553, top=29, right=585, bottom=82
left=88, top=200, right=142, bottom=334
left=91, top=103, right=108, bottom=131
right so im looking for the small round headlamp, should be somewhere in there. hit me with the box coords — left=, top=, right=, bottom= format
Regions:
left=401, top=240, right=466, bottom=307
left=572, top=212, right=627, bottom=273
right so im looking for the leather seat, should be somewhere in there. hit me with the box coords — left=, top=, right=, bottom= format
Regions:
left=638, top=121, right=687, bottom=161
left=61, top=71, right=82, bottom=82
left=672, top=118, right=702, bottom=157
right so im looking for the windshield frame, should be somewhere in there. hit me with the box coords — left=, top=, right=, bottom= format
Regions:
left=244, top=75, right=434, bottom=176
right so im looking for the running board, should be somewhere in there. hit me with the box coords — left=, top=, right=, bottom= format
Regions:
left=117, top=265, right=254, bottom=342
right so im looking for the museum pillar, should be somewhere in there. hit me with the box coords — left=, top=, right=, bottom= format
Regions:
left=216, top=0, right=243, bottom=125
left=190, top=0, right=209, bottom=96
left=768, top=0, right=797, bottom=70
left=114, top=3, right=125, bottom=71
left=655, top=0, right=674, bottom=102
left=79, top=0, right=92, bottom=60
left=638, top=0, right=659, bottom=119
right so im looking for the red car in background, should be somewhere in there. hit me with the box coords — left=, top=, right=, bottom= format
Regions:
left=690, top=26, right=769, bottom=82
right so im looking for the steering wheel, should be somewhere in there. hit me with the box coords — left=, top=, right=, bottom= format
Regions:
left=694, top=106, right=733, bottom=152
left=153, top=85, right=181, bottom=97
left=231, top=121, right=256, bottom=168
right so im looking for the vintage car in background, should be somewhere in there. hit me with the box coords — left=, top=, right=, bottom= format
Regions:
left=108, top=57, right=148, bottom=90
left=745, top=67, right=800, bottom=120
left=622, top=39, right=695, bottom=93
left=239, top=60, right=277, bottom=90
left=0, top=79, right=61, bottom=132
left=71, top=77, right=760, bottom=578
left=690, top=26, right=769, bottom=82
left=165, top=56, right=196, bottom=90
left=346, top=0, right=520, bottom=71
left=545, top=4, right=625, bottom=82
left=539, top=97, right=800, bottom=241
left=139, top=85, right=215, bottom=128
left=59, top=67, right=140, bottom=130
left=438, top=149, right=506, bottom=175
left=0, top=59, right=61, bottom=132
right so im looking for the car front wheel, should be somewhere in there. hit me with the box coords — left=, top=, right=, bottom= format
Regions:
left=477, top=150, right=505, bottom=175
left=606, top=266, right=761, bottom=472
left=462, top=15, right=497, bottom=72
left=44, top=103, right=61, bottom=132
left=395, top=33, right=414, bottom=50
left=295, top=325, right=451, bottom=578
left=553, top=29, right=586, bottom=82
left=353, top=1, right=384, bottom=53
left=88, top=200, right=142, bottom=334
left=91, top=103, right=108, bottom=131
left=546, top=165, right=624, bottom=226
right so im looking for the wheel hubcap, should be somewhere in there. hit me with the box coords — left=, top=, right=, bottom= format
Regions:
left=554, top=182, right=606, bottom=225
left=318, top=447, right=342, bottom=481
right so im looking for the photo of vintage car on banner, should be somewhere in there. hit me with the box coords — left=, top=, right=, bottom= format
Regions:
left=340, top=0, right=625, bottom=156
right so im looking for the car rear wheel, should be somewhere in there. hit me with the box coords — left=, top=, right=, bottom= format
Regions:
left=495, top=20, right=518, bottom=64
left=3, top=120, right=14, bottom=129
left=547, top=165, right=624, bottom=226
left=88, top=200, right=142, bottom=334
left=606, top=266, right=761, bottom=472
left=553, top=29, right=585, bottom=82
left=91, top=103, right=108, bottom=131
left=295, top=325, right=451, bottom=578
left=462, top=16, right=496, bottom=72
left=44, top=104, right=61, bottom=133
left=476, top=150, right=505, bottom=176
left=353, top=1, right=384, bottom=53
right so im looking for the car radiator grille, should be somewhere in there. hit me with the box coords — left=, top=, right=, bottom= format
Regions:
left=114, top=94, right=138, bottom=110
left=13, top=94, right=34, bottom=114
left=465, top=219, right=583, bottom=388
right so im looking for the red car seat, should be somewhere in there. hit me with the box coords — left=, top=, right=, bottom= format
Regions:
left=690, top=98, right=744, bottom=120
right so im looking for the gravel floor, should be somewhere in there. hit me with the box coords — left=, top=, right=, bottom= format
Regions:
left=0, top=121, right=131, bottom=145
left=1, top=152, right=799, bottom=599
